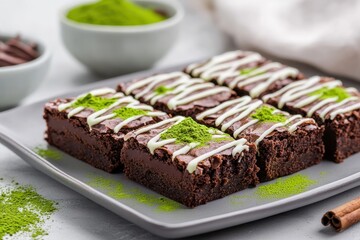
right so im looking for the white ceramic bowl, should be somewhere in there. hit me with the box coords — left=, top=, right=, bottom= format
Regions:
left=60, top=0, right=184, bottom=77
left=0, top=35, right=51, bottom=109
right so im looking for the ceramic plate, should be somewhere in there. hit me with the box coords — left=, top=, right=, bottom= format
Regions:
left=1, top=65, right=360, bottom=238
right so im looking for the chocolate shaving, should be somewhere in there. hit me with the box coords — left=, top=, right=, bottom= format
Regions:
left=0, top=36, right=38, bottom=67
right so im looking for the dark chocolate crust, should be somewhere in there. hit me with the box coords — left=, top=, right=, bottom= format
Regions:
left=121, top=124, right=259, bottom=207
left=196, top=100, right=325, bottom=181
left=44, top=98, right=167, bottom=172
left=184, top=51, right=304, bottom=98
left=265, top=77, right=360, bottom=162
left=117, top=73, right=237, bottom=118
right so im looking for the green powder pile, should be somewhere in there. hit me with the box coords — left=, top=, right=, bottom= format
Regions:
left=239, top=67, right=265, bottom=76
left=87, top=175, right=181, bottom=212
left=309, top=86, right=351, bottom=102
left=160, top=117, right=214, bottom=146
left=251, top=105, right=287, bottom=123
left=67, top=0, right=166, bottom=26
left=112, top=107, right=148, bottom=120
left=72, top=94, right=117, bottom=111
left=256, top=174, right=317, bottom=199
left=154, top=85, right=174, bottom=95
left=34, top=147, right=62, bottom=160
left=0, top=183, right=57, bottom=239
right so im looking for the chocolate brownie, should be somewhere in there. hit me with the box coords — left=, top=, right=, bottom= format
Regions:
left=121, top=116, right=259, bottom=207
left=44, top=88, right=168, bottom=172
left=184, top=50, right=304, bottom=98
left=195, top=96, right=325, bottom=181
left=263, top=76, right=360, bottom=162
left=117, top=72, right=237, bottom=118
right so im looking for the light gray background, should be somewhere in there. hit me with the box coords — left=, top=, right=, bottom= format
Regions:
left=0, top=0, right=360, bottom=239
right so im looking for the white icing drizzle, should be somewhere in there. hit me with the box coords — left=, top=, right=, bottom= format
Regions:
left=255, top=115, right=302, bottom=145
left=58, top=88, right=166, bottom=133
left=125, top=72, right=187, bottom=95
left=277, top=80, right=342, bottom=109
left=132, top=116, right=249, bottom=174
left=134, top=116, right=185, bottom=136
left=233, top=119, right=259, bottom=138
left=288, top=119, right=313, bottom=133
left=196, top=97, right=252, bottom=121
left=186, top=51, right=300, bottom=97
left=306, top=97, right=338, bottom=117
left=126, top=73, right=231, bottom=110
left=172, top=142, right=199, bottom=160
left=203, top=54, right=263, bottom=83
left=186, top=139, right=249, bottom=174
left=330, top=102, right=360, bottom=120
left=319, top=97, right=358, bottom=120
left=249, top=67, right=299, bottom=98
left=262, top=76, right=360, bottom=121
left=220, top=100, right=263, bottom=132
left=196, top=97, right=316, bottom=144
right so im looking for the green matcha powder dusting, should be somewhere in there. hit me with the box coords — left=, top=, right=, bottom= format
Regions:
left=160, top=117, right=214, bottom=146
left=239, top=67, right=265, bottom=76
left=309, top=86, right=351, bottom=102
left=154, top=85, right=174, bottom=95
left=72, top=94, right=117, bottom=111
left=0, top=183, right=57, bottom=239
left=256, top=174, right=317, bottom=199
left=67, top=0, right=166, bottom=26
left=251, top=105, right=287, bottom=123
left=112, top=107, right=148, bottom=120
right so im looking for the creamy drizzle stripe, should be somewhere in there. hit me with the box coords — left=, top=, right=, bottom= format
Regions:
left=58, top=88, right=166, bottom=133
left=186, top=139, right=249, bottom=174
left=125, top=72, right=187, bottom=95
left=196, top=97, right=315, bottom=144
left=126, top=72, right=231, bottom=110
left=132, top=116, right=249, bottom=174
left=263, top=76, right=360, bottom=121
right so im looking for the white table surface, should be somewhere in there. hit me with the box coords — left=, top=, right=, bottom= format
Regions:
left=1, top=0, right=360, bottom=239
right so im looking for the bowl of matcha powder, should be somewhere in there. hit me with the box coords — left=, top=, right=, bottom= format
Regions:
left=60, top=0, right=183, bottom=77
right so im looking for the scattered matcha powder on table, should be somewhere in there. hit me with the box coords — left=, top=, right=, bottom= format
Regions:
left=87, top=175, right=181, bottom=212
left=256, top=174, right=317, bottom=199
left=0, top=182, right=57, bottom=239
left=34, top=147, right=62, bottom=160
left=67, top=0, right=166, bottom=26
left=251, top=105, right=287, bottom=123
left=309, top=86, right=351, bottom=102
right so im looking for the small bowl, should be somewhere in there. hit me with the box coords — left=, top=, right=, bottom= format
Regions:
left=60, top=0, right=184, bottom=77
left=0, top=34, right=51, bottom=109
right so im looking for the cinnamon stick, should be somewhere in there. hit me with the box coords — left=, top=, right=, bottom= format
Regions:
left=322, top=197, right=360, bottom=232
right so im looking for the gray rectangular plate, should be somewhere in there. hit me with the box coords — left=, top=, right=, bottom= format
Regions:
left=0, top=64, right=360, bottom=238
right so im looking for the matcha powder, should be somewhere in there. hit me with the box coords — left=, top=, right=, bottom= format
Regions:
left=256, top=174, right=317, bottom=199
left=251, top=105, right=287, bottom=123
left=0, top=183, right=57, bottom=239
left=67, top=0, right=166, bottom=26
left=160, top=117, right=213, bottom=146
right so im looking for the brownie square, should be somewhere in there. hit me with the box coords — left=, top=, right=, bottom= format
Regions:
left=195, top=97, right=325, bottom=181
left=117, top=72, right=237, bottom=118
left=121, top=116, right=259, bottom=207
left=44, top=88, right=168, bottom=172
left=184, top=50, right=304, bottom=98
left=263, top=76, right=360, bottom=162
